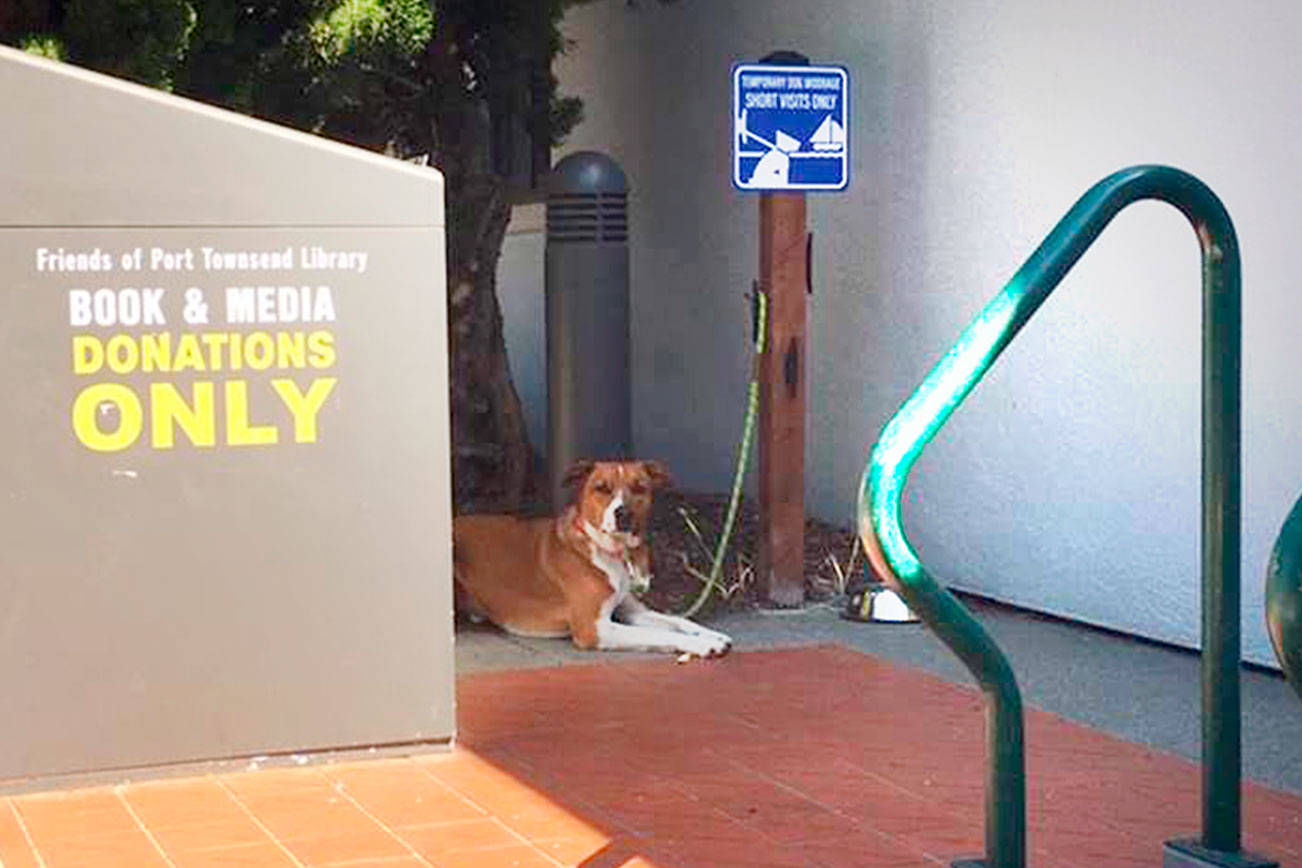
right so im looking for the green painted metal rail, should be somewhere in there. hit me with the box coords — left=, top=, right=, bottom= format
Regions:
left=1266, top=495, right=1302, bottom=702
left=855, top=165, right=1278, bottom=868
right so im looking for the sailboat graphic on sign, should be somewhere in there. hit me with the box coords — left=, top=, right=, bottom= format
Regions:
left=809, top=113, right=845, bottom=152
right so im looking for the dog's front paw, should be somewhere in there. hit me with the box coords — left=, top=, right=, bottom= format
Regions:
left=680, top=630, right=732, bottom=659
left=678, top=619, right=732, bottom=646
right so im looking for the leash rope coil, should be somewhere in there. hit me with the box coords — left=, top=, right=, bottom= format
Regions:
left=680, top=289, right=767, bottom=618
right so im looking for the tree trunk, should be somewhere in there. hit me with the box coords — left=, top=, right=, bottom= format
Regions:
left=445, top=177, right=537, bottom=513
left=428, top=27, right=539, bottom=514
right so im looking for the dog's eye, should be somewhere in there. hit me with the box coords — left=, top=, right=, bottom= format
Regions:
left=593, top=481, right=612, bottom=495
left=630, top=482, right=647, bottom=495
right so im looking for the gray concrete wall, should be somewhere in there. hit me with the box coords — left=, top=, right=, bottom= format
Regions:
left=1, top=46, right=455, bottom=783
left=538, top=0, right=1302, bottom=666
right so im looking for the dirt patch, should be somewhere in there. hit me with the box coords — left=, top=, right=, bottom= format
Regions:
left=640, top=489, right=865, bottom=617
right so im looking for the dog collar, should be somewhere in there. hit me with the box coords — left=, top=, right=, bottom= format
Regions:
left=580, top=519, right=652, bottom=594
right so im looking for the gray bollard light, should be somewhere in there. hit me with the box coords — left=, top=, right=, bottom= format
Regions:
left=545, top=151, right=631, bottom=510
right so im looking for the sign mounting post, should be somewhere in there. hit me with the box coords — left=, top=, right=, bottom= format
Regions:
left=734, top=54, right=848, bottom=607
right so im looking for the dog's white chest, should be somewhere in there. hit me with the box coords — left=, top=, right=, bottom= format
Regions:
left=591, top=547, right=634, bottom=599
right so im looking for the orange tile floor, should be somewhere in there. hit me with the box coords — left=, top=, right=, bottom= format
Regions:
left=2, top=645, right=1300, bottom=867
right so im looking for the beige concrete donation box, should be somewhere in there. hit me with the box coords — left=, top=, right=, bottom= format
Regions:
left=0, top=46, right=454, bottom=786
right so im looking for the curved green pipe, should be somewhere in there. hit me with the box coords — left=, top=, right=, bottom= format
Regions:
left=857, top=165, right=1243, bottom=867
left=1266, top=495, right=1302, bottom=700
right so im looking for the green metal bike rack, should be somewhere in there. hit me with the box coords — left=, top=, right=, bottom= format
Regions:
left=1266, top=496, right=1302, bottom=702
left=857, top=165, right=1292, bottom=868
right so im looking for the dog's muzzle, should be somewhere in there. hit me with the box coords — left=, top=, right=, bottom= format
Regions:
left=614, top=504, right=634, bottom=533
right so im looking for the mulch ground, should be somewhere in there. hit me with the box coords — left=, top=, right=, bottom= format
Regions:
left=640, top=489, right=864, bottom=617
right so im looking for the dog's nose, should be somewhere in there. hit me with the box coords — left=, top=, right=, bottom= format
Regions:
left=614, top=504, right=634, bottom=532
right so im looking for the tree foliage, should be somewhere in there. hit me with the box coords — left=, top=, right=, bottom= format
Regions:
left=2, top=0, right=613, bottom=511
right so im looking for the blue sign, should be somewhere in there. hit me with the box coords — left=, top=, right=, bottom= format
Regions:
left=733, top=63, right=849, bottom=191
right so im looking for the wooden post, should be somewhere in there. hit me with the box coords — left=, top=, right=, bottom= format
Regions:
left=757, top=191, right=808, bottom=607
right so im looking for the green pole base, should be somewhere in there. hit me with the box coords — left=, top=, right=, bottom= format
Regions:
left=951, top=860, right=990, bottom=868
left=1163, top=839, right=1278, bottom=868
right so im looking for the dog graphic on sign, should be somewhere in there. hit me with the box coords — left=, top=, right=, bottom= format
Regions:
left=738, top=110, right=800, bottom=187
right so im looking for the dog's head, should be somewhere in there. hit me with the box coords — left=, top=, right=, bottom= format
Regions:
left=564, top=459, right=671, bottom=551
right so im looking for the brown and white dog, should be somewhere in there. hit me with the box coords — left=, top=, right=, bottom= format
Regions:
left=452, top=460, right=732, bottom=657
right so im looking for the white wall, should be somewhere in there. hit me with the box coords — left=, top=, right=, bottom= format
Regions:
left=536, top=0, right=1302, bottom=666
left=499, top=204, right=547, bottom=452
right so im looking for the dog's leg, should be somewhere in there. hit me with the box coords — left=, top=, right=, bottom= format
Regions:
left=594, top=618, right=730, bottom=656
left=615, top=598, right=733, bottom=651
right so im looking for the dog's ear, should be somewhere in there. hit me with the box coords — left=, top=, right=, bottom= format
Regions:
left=642, top=460, right=672, bottom=490
left=562, top=459, right=595, bottom=493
